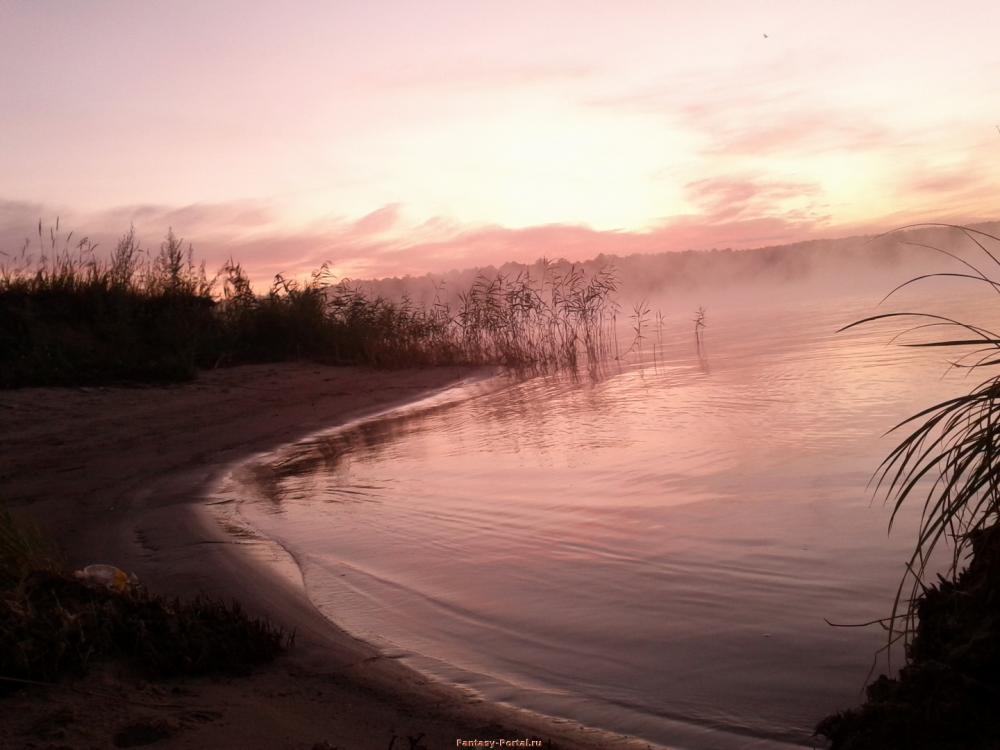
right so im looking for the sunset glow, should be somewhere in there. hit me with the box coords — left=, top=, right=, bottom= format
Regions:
left=2, top=1, right=999, bottom=280
left=9, top=5, right=1000, bottom=747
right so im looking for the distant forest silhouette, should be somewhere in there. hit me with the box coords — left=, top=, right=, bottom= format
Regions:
left=356, top=223, right=1000, bottom=307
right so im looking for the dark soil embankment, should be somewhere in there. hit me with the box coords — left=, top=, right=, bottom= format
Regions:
left=818, top=524, right=1000, bottom=749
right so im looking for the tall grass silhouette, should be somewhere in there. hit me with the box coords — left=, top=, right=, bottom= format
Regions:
left=622, top=299, right=650, bottom=357
left=1, top=224, right=217, bottom=384
left=840, top=223, right=1000, bottom=653
left=1, top=224, right=622, bottom=386
left=452, top=261, right=619, bottom=368
left=693, top=306, right=707, bottom=348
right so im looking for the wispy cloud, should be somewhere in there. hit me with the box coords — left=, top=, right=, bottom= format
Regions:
left=682, top=175, right=825, bottom=223
left=592, top=76, right=898, bottom=159
left=0, top=189, right=840, bottom=286
left=347, top=203, right=402, bottom=237
left=693, top=110, right=894, bottom=157
left=3, top=3, right=999, bottom=251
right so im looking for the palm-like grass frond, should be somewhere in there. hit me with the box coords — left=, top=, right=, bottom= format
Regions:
left=842, top=224, right=1000, bottom=653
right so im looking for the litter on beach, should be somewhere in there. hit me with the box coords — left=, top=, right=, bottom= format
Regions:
left=73, top=564, right=139, bottom=592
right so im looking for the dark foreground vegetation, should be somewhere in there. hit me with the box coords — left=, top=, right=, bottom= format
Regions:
left=818, top=525, right=1000, bottom=750
left=1, top=223, right=619, bottom=387
left=819, top=225, right=1000, bottom=749
left=0, top=504, right=288, bottom=691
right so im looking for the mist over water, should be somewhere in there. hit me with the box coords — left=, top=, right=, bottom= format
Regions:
left=356, top=224, right=986, bottom=315
left=219, top=279, right=1000, bottom=749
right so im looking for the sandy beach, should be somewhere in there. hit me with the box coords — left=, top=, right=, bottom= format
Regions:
left=0, top=363, right=654, bottom=750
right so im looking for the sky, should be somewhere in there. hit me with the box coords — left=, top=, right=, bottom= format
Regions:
left=1, top=0, right=999, bottom=283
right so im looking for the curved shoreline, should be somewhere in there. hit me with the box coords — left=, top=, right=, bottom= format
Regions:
left=0, top=362, right=659, bottom=749
left=200, top=370, right=671, bottom=750
left=210, top=371, right=814, bottom=750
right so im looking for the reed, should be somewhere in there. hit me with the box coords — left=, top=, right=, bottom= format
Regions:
left=0, top=224, right=217, bottom=385
left=625, top=299, right=650, bottom=357
left=1, top=225, right=624, bottom=386
left=453, top=263, right=619, bottom=368
left=693, top=306, right=707, bottom=349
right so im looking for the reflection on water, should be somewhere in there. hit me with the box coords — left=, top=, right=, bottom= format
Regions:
left=222, top=292, right=1000, bottom=749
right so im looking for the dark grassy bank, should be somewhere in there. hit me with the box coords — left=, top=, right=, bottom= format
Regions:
left=817, top=525, right=1000, bottom=750
left=1, top=224, right=619, bottom=387
left=0, top=503, right=288, bottom=692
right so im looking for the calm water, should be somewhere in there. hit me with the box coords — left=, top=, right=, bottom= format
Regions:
left=217, top=290, right=1000, bottom=749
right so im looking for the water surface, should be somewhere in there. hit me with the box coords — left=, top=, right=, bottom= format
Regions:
left=220, top=291, right=1000, bottom=749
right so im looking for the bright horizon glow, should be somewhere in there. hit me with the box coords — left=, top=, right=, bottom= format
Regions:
left=1, top=1, right=999, bottom=281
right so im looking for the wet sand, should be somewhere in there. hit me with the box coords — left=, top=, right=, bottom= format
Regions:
left=0, top=363, right=654, bottom=750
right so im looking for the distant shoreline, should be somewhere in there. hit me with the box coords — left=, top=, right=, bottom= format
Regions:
left=0, top=362, right=651, bottom=749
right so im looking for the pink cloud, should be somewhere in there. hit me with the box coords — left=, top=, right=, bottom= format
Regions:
left=583, top=52, right=829, bottom=116
left=348, top=203, right=402, bottom=237
left=586, top=55, right=899, bottom=160
left=682, top=176, right=824, bottom=223
left=901, top=163, right=995, bottom=197
left=92, top=201, right=280, bottom=239
left=1, top=185, right=991, bottom=290
left=697, top=111, right=893, bottom=157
